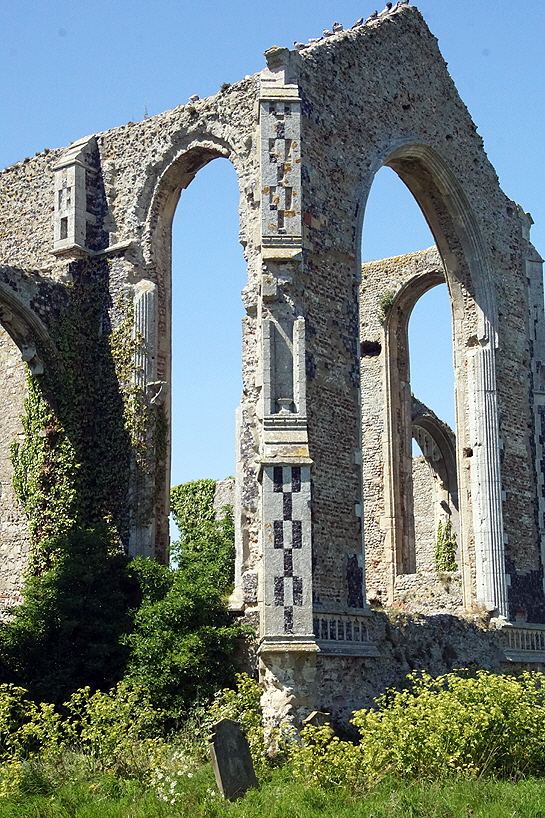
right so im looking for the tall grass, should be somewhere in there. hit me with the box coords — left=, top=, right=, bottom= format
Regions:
left=0, top=764, right=545, bottom=818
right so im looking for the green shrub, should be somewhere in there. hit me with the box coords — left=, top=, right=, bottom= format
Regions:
left=352, top=670, right=545, bottom=781
left=289, top=723, right=364, bottom=791
left=288, top=670, right=545, bottom=790
left=122, top=558, right=241, bottom=725
left=0, top=685, right=64, bottom=762
left=0, top=526, right=137, bottom=704
left=63, top=682, right=166, bottom=777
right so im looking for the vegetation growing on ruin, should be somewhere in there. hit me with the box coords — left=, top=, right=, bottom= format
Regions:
left=170, top=478, right=235, bottom=584
left=10, top=260, right=133, bottom=562
left=435, top=518, right=458, bottom=572
left=120, top=479, right=240, bottom=724
left=0, top=465, right=239, bottom=719
left=122, top=549, right=239, bottom=725
left=0, top=671, right=544, bottom=814
left=378, top=289, right=396, bottom=322
left=0, top=526, right=136, bottom=704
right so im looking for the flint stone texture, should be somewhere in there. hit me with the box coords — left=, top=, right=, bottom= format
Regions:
left=1, top=5, right=545, bottom=725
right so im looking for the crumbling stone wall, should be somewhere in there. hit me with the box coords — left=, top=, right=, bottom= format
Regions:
left=1, top=4, right=544, bottom=726
left=360, top=248, right=465, bottom=618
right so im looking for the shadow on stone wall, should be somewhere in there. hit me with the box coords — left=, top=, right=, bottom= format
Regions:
left=318, top=608, right=508, bottom=734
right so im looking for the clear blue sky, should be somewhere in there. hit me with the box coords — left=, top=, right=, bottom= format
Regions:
left=1, top=1, right=543, bottom=485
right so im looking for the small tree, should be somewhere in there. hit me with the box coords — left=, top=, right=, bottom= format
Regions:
left=122, top=479, right=240, bottom=726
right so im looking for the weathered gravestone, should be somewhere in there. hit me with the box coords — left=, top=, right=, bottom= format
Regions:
left=209, top=718, right=258, bottom=800
left=302, top=710, right=331, bottom=728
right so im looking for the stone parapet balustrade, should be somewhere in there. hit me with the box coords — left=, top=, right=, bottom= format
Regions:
left=499, top=623, right=545, bottom=663
left=313, top=612, right=380, bottom=657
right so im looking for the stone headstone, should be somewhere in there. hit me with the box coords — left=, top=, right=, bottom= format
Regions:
left=209, top=718, right=258, bottom=801
left=302, top=710, right=331, bottom=728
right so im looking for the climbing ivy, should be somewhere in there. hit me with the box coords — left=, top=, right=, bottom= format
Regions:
left=10, top=374, right=79, bottom=562
left=109, top=293, right=149, bottom=476
left=170, top=479, right=235, bottom=593
left=9, top=257, right=150, bottom=564
left=170, top=479, right=217, bottom=534
left=434, top=519, right=458, bottom=572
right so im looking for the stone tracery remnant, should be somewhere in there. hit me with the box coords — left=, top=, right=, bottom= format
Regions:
left=1, top=5, right=544, bottom=724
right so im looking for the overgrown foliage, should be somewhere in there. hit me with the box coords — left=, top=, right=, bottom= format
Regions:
left=10, top=375, right=79, bottom=553
left=1, top=672, right=545, bottom=813
left=114, top=479, right=240, bottom=725
left=10, top=261, right=137, bottom=560
left=170, top=478, right=235, bottom=591
left=291, top=670, right=545, bottom=786
left=0, top=526, right=137, bottom=704
left=434, top=518, right=457, bottom=572
left=122, top=556, right=240, bottom=725
left=2, top=468, right=238, bottom=716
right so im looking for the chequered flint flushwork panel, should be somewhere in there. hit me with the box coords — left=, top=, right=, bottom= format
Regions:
left=260, top=98, right=301, bottom=249
left=538, top=405, right=545, bottom=531
left=262, top=464, right=312, bottom=636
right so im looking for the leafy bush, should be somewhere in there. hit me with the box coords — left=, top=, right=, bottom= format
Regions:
left=0, top=526, right=137, bottom=704
left=0, top=478, right=239, bottom=722
left=0, top=685, right=64, bottom=762
left=122, top=557, right=241, bottom=725
left=288, top=670, right=545, bottom=789
left=63, top=682, right=165, bottom=775
left=289, top=723, right=364, bottom=791
left=120, top=477, right=241, bottom=725
left=352, top=670, right=545, bottom=781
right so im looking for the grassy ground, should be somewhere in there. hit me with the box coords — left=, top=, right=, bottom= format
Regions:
left=1, top=762, right=545, bottom=818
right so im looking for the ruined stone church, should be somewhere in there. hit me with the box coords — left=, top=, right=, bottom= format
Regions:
left=1, top=4, right=544, bottom=724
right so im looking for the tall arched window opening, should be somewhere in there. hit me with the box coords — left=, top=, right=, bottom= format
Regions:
left=361, top=166, right=458, bottom=604
left=409, top=286, right=458, bottom=573
left=170, top=158, right=245, bottom=526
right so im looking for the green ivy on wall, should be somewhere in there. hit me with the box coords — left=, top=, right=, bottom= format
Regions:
left=10, top=257, right=158, bottom=566
left=434, top=518, right=458, bottom=573
left=10, top=373, right=79, bottom=564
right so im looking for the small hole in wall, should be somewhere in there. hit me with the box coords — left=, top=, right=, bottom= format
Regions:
left=464, top=447, right=473, bottom=457
left=360, top=340, right=382, bottom=357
